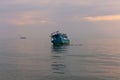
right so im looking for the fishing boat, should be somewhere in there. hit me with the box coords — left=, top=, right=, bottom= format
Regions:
left=50, top=31, right=70, bottom=45
left=20, top=36, right=26, bottom=39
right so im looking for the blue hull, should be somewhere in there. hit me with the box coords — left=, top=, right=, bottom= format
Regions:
left=51, top=38, right=70, bottom=45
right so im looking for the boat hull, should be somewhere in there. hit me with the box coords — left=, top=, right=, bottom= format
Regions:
left=51, top=38, right=70, bottom=45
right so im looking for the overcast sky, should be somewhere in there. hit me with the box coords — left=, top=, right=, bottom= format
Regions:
left=1, top=0, right=120, bottom=38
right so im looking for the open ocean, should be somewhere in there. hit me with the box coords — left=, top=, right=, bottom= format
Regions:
left=0, top=38, right=120, bottom=80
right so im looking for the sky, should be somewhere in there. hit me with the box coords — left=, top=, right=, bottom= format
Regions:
left=1, top=0, right=120, bottom=39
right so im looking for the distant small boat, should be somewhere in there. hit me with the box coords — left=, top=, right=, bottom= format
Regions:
left=20, top=36, right=26, bottom=39
left=50, top=31, right=70, bottom=45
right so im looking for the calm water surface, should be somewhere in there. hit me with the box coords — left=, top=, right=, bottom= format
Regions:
left=0, top=38, right=120, bottom=80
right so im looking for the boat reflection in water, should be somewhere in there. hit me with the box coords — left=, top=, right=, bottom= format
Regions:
left=51, top=45, right=68, bottom=53
left=51, top=45, right=69, bottom=75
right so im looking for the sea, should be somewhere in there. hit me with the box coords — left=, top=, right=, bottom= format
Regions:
left=0, top=37, right=120, bottom=80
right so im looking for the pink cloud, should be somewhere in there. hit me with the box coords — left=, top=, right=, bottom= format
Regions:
left=84, top=15, right=120, bottom=21
left=7, top=11, right=55, bottom=26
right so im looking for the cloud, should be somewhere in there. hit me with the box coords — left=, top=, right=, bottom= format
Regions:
left=8, top=18, right=52, bottom=26
left=84, top=15, right=120, bottom=21
left=7, top=11, right=55, bottom=26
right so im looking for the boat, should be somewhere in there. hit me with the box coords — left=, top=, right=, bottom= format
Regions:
left=20, top=36, right=26, bottom=39
left=50, top=31, right=70, bottom=45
